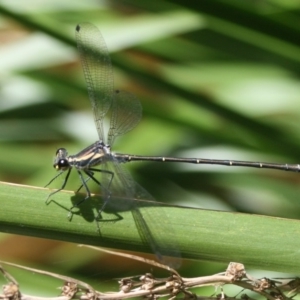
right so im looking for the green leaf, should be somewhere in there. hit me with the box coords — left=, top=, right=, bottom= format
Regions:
left=1, top=181, right=300, bottom=273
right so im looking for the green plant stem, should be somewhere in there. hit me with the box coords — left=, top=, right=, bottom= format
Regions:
left=1, top=181, right=300, bottom=272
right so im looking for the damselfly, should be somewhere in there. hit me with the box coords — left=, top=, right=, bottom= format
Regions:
left=46, top=22, right=300, bottom=263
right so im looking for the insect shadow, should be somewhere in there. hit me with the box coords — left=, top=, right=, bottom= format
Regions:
left=68, top=193, right=126, bottom=224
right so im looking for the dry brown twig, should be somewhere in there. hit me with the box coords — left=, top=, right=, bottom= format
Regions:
left=0, top=246, right=299, bottom=300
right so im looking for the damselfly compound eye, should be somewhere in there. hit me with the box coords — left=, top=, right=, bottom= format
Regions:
left=56, top=148, right=68, bottom=158
left=54, top=159, right=70, bottom=170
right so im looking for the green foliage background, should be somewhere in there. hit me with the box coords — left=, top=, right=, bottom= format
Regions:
left=0, top=0, right=300, bottom=297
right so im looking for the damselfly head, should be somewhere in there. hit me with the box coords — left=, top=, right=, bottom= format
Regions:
left=53, top=148, right=70, bottom=171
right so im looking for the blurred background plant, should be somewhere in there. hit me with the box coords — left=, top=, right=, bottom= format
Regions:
left=0, top=0, right=300, bottom=297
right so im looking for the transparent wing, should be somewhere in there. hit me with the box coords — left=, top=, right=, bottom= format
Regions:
left=76, top=23, right=180, bottom=266
left=75, top=23, right=114, bottom=142
left=103, top=160, right=181, bottom=267
left=107, top=90, right=142, bottom=146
